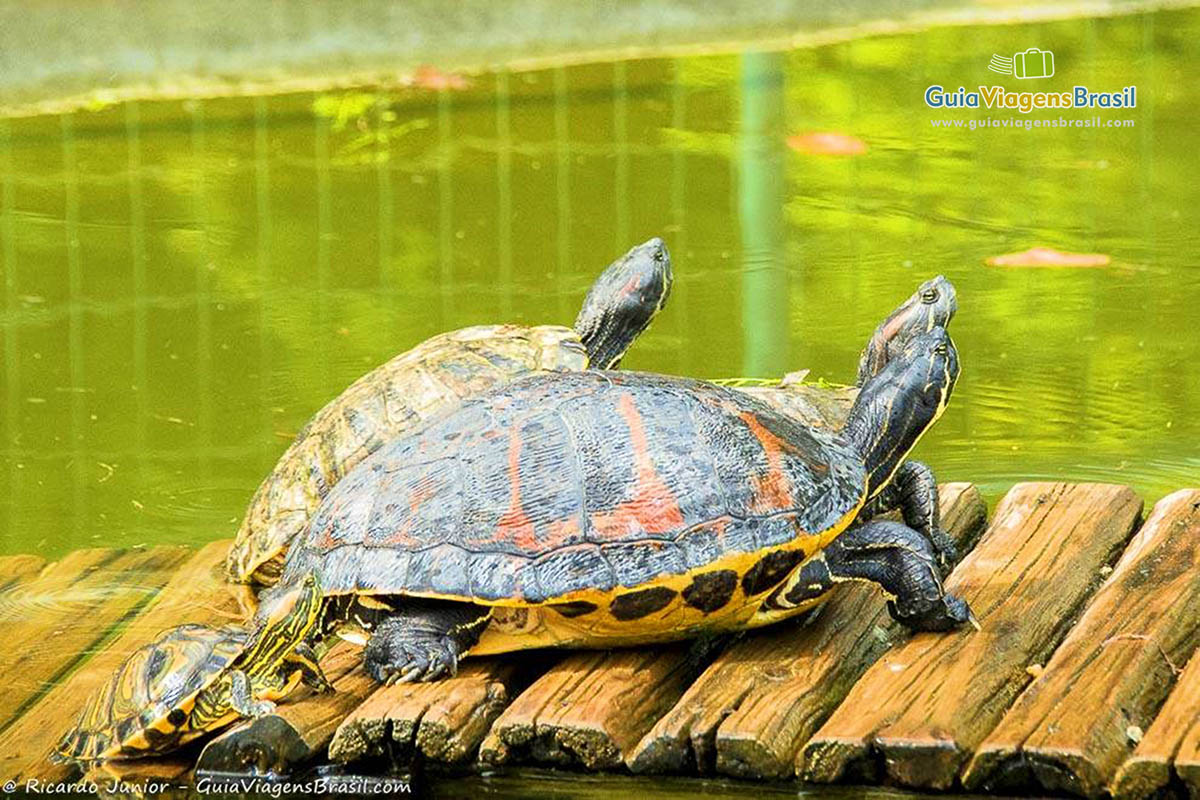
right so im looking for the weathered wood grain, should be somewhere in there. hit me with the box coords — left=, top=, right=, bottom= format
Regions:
left=800, top=482, right=1142, bottom=790
left=1111, top=650, right=1200, bottom=800
left=195, top=641, right=375, bottom=776
left=330, top=659, right=535, bottom=765
left=0, top=553, right=47, bottom=591
left=0, top=545, right=191, bottom=737
left=626, top=482, right=986, bottom=778
left=480, top=645, right=707, bottom=770
left=962, top=488, right=1200, bottom=798
left=1175, top=664, right=1200, bottom=799
left=0, top=540, right=242, bottom=783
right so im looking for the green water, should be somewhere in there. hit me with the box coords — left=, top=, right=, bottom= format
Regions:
left=1, top=8, right=1197, bottom=562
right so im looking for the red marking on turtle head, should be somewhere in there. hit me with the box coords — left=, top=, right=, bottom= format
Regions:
left=590, top=393, right=685, bottom=539
left=741, top=412, right=795, bottom=513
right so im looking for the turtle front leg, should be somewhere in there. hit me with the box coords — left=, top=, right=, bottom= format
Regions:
left=283, top=642, right=334, bottom=693
left=823, top=519, right=975, bottom=632
left=862, top=460, right=956, bottom=573
left=364, top=600, right=491, bottom=684
left=228, top=670, right=276, bottom=718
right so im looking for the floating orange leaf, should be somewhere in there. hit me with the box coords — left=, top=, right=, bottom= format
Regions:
left=786, top=132, right=868, bottom=156
left=411, top=65, right=471, bottom=91
left=985, top=247, right=1112, bottom=268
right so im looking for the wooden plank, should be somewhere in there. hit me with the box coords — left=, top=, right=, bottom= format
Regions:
left=627, top=482, right=986, bottom=778
left=1176, top=668, right=1200, bottom=799
left=800, top=482, right=1142, bottom=790
left=480, top=645, right=710, bottom=770
left=1111, top=650, right=1200, bottom=800
left=329, top=658, right=536, bottom=765
left=195, top=641, right=375, bottom=776
left=962, top=488, right=1200, bottom=798
left=0, top=545, right=191, bottom=737
left=0, top=553, right=47, bottom=590
left=0, top=540, right=241, bottom=784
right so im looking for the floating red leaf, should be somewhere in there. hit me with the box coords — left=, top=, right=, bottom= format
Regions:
left=786, top=132, right=868, bottom=156
left=411, top=65, right=471, bottom=91
left=985, top=247, right=1112, bottom=268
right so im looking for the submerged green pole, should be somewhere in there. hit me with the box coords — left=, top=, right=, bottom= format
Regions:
left=738, top=51, right=788, bottom=378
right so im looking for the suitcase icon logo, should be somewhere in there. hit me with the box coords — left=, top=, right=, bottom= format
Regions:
left=989, top=48, right=1055, bottom=79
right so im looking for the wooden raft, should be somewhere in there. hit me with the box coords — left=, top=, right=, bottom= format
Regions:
left=1, top=481, right=1198, bottom=799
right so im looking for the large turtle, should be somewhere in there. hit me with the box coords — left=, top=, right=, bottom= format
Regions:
left=55, top=574, right=326, bottom=762
left=278, top=326, right=969, bottom=683
left=227, top=237, right=673, bottom=585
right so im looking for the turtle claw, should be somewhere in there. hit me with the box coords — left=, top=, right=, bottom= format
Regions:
left=889, top=592, right=975, bottom=633
left=367, top=639, right=459, bottom=684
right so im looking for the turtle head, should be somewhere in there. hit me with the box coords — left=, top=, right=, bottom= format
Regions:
left=574, top=237, right=672, bottom=369
left=245, top=572, right=323, bottom=672
left=856, top=275, right=957, bottom=385
left=842, top=326, right=959, bottom=498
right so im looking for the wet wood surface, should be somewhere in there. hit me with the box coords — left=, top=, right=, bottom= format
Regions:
left=0, top=540, right=240, bottom=783
left=961, top=489, right=1200, bottom=798
left=1111, top=650, right=1200, bottom=800
left=627, top=482, right=986, bottom=779
left=0, top=546, right=191, bottom=737
left=800, top=482, right=1142, bottom=790
left=196, top=641, right=375, bottom=776
left=330, top=659, right=533, bottom=765
left=0, top=553, right=47, bottom=590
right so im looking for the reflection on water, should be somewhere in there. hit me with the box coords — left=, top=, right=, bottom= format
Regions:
left=2, top=8, right=1199, bottom=558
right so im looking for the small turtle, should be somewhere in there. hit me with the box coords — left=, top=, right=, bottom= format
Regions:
left=278, top=327, right=969, bottom=683
left=226, top=238, right=672, bottom=585
left=54, top=573, right=327, bottom=762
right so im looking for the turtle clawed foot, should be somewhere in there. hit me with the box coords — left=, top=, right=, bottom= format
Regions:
left=930, top=528, right=958, bottom=576
left=367, top=639, right=459, bottom=684
left=888, top=593, right=975, bottom=633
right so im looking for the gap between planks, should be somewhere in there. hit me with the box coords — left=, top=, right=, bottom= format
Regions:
left=799, top=482, right=1143, bottom=790
left=627, top=482, right=987, bottom=778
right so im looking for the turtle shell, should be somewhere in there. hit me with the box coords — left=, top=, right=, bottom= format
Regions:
left=56, top=623, right=247, bottom=762
left=282, top=370, right=867, bottom=606
left=226, top=324, right=587, bottom=584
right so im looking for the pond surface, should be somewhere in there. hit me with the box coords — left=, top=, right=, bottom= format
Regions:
left=0, top=11, right=1196, bottom=561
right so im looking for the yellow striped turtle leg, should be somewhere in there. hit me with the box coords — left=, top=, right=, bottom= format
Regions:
left=283, top=642, right=333, bottom=693
left=229, top=669, right=275, bottom=717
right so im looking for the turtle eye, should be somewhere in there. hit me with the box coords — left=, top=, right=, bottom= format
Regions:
left=653, top=249, right=665, bottom=263
left=920, top=289, right=939, bottom=303
left=933, top=342, right=948, bottom=356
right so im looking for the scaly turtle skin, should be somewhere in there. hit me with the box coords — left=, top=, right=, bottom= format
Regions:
left=54, top=574, right=328, bottom=762
left=279, top=327, right=968, bottom=683
left=226, top=238, right=672, bottom=585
